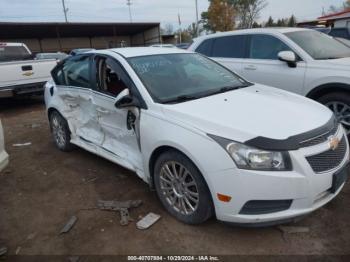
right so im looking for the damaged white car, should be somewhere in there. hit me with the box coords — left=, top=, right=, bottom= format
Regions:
left=0, top=120, right=9, bottom=172
left=45, top=48, right=349, bottom=226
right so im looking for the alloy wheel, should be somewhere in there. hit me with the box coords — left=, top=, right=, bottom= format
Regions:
left=51, top=115, right=66, bottom=148
left=326, top=101, right=350, bottom=135
left=159, top=161, right=199, bottom=215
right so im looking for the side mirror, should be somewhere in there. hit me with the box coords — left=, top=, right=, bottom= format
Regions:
left=278, top=51, right=297, bottom=68
left=114, top=89, right=140, bottom=109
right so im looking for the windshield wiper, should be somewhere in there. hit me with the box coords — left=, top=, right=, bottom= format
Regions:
left=162, top=84, right=250, bottom=104
left=207, top=84, right=249, bottom=96
left=162, top=95, right=199, bottom=104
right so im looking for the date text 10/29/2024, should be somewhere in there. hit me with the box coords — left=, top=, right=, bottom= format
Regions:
left=127, top=256, right=220, bottom=261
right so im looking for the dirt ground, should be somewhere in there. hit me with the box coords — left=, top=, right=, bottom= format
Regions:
left=0, top=97, right=350, bottom=256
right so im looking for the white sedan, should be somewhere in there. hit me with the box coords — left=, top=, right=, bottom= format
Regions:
left=44, top=47, right=349, bottom=226
left=0, top=120, right=9, bottom=172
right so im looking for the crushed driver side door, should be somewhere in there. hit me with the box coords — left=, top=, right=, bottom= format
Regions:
left=90, top=55, right=143, bottom=173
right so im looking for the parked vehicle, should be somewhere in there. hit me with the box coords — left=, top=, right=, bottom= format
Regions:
left=176, top=43, right=191, bottom=49
left=45, top=47, right=349, bottom=226
left=312, top=27, right=332, bottom=34
left=0, top=120, right=9, bottom=172
left=336, top=37, right=350, bottom=47
left=69, top=48, right=95, bottom=56
left=35, top=52, right=68, bottom=62
left=0, top=42, right=57, bottom=98
left=189, top=28, right=350, bottom=133
left=150, top=44, right=177, bottom=48
left=328, top=27, right=350, bottom=40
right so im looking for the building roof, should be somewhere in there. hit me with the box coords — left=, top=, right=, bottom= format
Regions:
left=0, top=22, right=160, bottom=39
left=318, top=9, right=350, bottom=20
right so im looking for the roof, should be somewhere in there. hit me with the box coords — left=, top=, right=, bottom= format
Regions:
left=99, top=47, right=192, bottom=58
left=318, top=9, right=350, bottom=20
left=193, top=27, right=309, bottom=42
left=0, top=22, right=160, bottom=39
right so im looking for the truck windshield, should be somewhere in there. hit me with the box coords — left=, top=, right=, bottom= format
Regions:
left=285, top=30, right=350, bottom=60
left=0, top=45, right=32, bottom=62
left=128, top=53, right=249, bottom=104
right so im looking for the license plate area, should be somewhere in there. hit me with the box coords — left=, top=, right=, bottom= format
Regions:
left=330, top=163, right=349, bottom=193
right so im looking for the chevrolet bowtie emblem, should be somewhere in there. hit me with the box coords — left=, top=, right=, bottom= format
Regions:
left=328, top=136, right=340, bottom=151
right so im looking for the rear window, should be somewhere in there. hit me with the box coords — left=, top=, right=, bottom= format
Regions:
left=0, top=45, right=32, bottom=62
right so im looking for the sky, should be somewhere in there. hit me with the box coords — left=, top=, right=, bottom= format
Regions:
left=0, top=0, right=346, bottom=28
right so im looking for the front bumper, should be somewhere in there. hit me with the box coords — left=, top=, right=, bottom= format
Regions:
left=210, top=126, right=349, bottom=225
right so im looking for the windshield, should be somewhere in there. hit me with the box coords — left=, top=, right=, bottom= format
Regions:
left=128, top=53, right=248, bottom=104
left=285, top=30, right=350, bottom=60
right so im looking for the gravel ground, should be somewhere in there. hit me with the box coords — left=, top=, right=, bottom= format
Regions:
left=0, top=97, right=349, bottom=257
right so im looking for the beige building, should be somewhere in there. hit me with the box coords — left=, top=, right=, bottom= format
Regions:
left=0, top=22, right=161, bottom=53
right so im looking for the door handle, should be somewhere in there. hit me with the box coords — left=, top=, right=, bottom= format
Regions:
left=244, top=65, right=257, bottom=71
left=21, top=65, right=33, bottom=71
left=97, top=108, right=110, bottom=114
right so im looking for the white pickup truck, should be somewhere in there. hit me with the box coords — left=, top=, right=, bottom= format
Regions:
left=0, top=42, right=57, bottom=98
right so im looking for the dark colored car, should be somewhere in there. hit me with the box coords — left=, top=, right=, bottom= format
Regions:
left=176, top=43, right=191, bottom=49
left=328, top=27, right=350, bottom=40
left=69, top=48, right=95, bottom=56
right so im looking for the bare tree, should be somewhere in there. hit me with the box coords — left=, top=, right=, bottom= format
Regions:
left=162, top=23, right=174, bottom=35
left=237, top=0, right=268, bottom=29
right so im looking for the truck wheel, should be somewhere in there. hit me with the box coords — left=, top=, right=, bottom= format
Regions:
left=49, top=111, right=75, bottom=151
left=154, top=150, right=214, bottom=224
left=318, top=92, right=350, bottom=135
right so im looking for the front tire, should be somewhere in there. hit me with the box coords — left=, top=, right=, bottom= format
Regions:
left=154, top=150, right=214, bottom=224
left=49, top=110, right=75, bottom=152
left=318, top=92, right=350, bottom=135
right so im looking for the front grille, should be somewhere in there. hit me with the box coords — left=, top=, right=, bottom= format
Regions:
left=239, top=200, right=293, bottom=215
left=306, top=136, right=347, bottom=173
left=299, top=124, right=339, bottom=148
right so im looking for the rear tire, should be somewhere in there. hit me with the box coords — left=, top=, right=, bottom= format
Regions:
left=154, top=150, right=214, bottom=224
left=49, top=110, right=75, bottom=152
left=317, top=92, right=350, bottom=135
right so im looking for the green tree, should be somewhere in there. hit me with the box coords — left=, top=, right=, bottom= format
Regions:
left=288, top=15, right=296, bottom=27
left=252, top=21, right=261, bottom=28
left=265, top=16, right=274, bottom=27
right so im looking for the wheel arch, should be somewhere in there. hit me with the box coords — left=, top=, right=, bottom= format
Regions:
left=47, top=107, right=61, bottom=119
left=148, top=145, right=208, bottom=190
left=306, top=83, right=350, bottom=100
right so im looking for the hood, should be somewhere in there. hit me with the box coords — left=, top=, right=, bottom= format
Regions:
left=161, top=84, right=333, bottom=143
left=315, top=57, right=350, bottom=70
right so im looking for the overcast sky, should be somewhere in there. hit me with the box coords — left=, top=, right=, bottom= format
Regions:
left=0, top=0, right=346, bottom=28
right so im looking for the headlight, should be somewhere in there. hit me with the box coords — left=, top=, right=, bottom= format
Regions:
left=209, top=135, right=292, bottom=171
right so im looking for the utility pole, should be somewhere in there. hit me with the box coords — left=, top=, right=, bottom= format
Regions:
left=195, top=0, right=199, bottom=37
left=61, top=0, right=68, bottom=23
left=178, top=13, right=182, bottom=44
left=127, top=0, right=133, bottom=23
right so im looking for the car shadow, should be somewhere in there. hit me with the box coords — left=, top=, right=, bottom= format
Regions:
left=0, top=96, right=45, bottom=115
